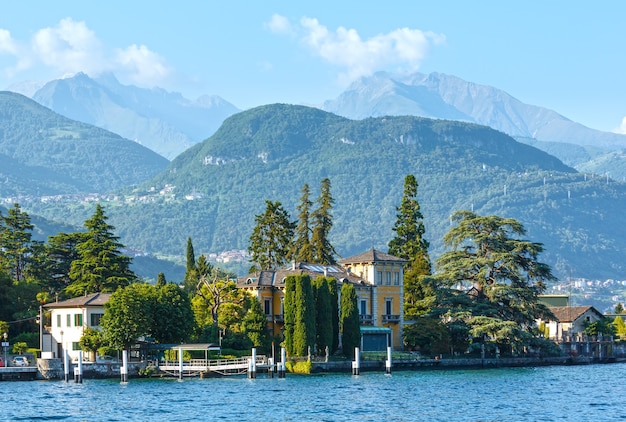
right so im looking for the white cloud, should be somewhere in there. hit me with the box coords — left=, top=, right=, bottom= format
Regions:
left=274, top=16, right=445, bottom=84
left=0, top=18, right=170, bottom=87
left=115, top=44, right=170, bottom=86
left=614, top=116, right=626, bottom=134
left=266, top=14, right=293, bottom=35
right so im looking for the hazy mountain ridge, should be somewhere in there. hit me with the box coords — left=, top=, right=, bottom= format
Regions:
left=31, top=73, right=240, bottom=159
left=323, top=71, right=626, bottom=150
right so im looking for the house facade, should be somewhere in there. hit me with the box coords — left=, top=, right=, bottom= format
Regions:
left=237, top=248, right=406, bottom=351
left=42, top=293, right=111, bottom=360
left=542, top=306, right=605, bottom=341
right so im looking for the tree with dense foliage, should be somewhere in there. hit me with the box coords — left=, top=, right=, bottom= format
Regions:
left=435, top=211, right=556, bottom=354
left=79, top=326, right=106, bottom=360
left=326, top=277, right=340, bottom=354
left=43, top=232, right=85, bottom=297
left=340, top=282, right=360, bottom=359
left=242, top=297, right=272, bottom=353
left=583, top=317, right=616, bottom=337
left=292, top=275, right=316, bottom=356
left=388, top=175, right=433, bottom=318
left=615, top=303, right=625, bottom=314
left=614, top=316, right=626, bottom=339
left=313, top=277, right=333, bottom=355
left=248, top=200, right=295, bottom=270
left=289, top=183, right=314, bottom=263
left=152, top=283, right=195, bottom=344
left=0, top=203, right=34, bottom=283
left=67, top=205, right=136, bottom=296
left=183, top=237, right=198, bottom=294
left=311, top=178, right=337, bottom=265
left=101, top=283, right=155, bottom=351
left=156, top=272, right=167, bottom=287
left=283, top=275, right=296, bottom=355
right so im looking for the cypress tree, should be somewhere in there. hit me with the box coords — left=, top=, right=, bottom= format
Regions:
left=340, top=282, right=360, bottom=359
left=327, top=277, right=340, bottom=354
left=183, top=238, right=198, bottom=295
left=283, top=275, right=296, bottom=355
left=314, top=277, right=332, bottom=355
left=293, top=274, right=316, bottom=356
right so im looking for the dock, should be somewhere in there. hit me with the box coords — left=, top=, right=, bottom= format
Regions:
left=0, top=366, right=38, bottom=381
left=156, top=355, right=273, bottom=377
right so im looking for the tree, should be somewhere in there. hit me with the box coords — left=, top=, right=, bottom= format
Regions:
left=326, top=277, right=340, bottom=354
left=44, top=232, right=85, bottom=296
left=613, top=316, right=626, bottom=339
left=288, top=183, right=314, bottom=263
left=151, top=283, right=195, bottom=344
left=388, top=175, right=432, bottom=319
left=283, top=275, right=296, bottom=355
left=435, top=211, right=556, bottom=353
left=156, top=272, right=167, bottom=287
left=183, top=237, right=198, bottom=295
left=67, top=205, right=136, bottom=296
left=242, top=297, right=271, bottom=353
left=311, top=178, right=337, bottom=265
left=340, top=282, right=360, bottom=359
left=313, top=277, right=333, bottom=355
left=101, top=283, right=155, bottom=351
left=293, top=275, right=316, bottom=356
left=79, top=326, right=105, bottom=360
left=403, top=317, right=451, bottom=356
left=615, top=303, right=624, bottom=314
left=248, top=200, right=295, bottom=270
left=0, top=203, right=34, bottom=283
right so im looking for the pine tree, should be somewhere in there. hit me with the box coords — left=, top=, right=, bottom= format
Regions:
left=311, top=178, right=337, bottom=265
left=340, top=282, right=360, bottom=359
left=248, top=200, right=295, bottom=270
left=289, top=183, right=314, bottom=263
left=67, top=204, right=136, bottom=296
left=0, top=203, right=34, bottom=283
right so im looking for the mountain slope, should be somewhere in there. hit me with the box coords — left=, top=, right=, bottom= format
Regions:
left=31, top=73, right=240, bottom=159
left=23, top=104, right=626, bottom=281
left=0, top=91, right=168, bottom=196
left=323, top=72, right=626, bottom=150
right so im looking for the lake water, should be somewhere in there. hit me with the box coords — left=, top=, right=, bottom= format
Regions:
left=2, top=363, right=625, bottom=421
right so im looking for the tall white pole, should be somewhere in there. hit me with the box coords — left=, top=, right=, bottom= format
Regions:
left=121, top=349, right=128, bottom=383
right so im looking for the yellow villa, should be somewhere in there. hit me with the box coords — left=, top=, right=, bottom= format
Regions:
left=237, top=249, right=407, bottom=351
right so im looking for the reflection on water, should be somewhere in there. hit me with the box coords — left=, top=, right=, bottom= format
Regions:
left=4, top=363, right=626, bottom=421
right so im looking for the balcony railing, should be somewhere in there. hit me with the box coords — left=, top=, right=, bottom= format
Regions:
left=382, top=314, right=400, bottom=323
left=359, top=314, right=373, bottom=323
left=265, top=314, right=284, bottom=323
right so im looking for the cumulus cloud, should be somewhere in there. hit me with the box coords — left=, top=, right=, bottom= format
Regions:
left=614, top=116, right=626, bottom=134
left=0, top=18, right=170, bottom=87
left=271, top=15, right=445, bottom=84
left=266, top=14, right=293, bottom=35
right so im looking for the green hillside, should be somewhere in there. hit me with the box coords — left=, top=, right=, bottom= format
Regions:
left=21, top=104, right=626, bottom=281
left=0, top=91, right=169, bottom=196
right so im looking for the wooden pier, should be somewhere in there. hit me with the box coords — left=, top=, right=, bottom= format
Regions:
left=157, top=355, right=273, bottom=377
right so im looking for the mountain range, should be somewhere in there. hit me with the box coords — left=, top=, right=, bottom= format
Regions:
left=31, top=73, right=239, bottom=159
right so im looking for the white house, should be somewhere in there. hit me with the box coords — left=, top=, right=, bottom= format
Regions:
left=42, top=293, right=111, bottom=360
left=542, top=306, right=605, bottom=341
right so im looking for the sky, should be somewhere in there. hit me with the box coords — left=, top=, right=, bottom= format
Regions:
left=1, top=2, right=625, bottom=133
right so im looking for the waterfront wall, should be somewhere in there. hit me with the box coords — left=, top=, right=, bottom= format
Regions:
left=37, top=359, right=146, bottom=380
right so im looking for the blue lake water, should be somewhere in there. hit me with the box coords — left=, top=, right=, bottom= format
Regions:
left=2, top=363, right=625, bottom=421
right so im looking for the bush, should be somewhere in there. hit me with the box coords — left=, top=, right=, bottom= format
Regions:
left=286, top=359, right=311, bottom=374
left=12, top=342, right=28, bottom=354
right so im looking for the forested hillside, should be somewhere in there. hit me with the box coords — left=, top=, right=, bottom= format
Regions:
left=0, top=91, right=169, bottom=196
left=21, top=104, right=626, bottom=280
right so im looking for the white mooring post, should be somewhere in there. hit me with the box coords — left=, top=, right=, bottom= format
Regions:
left=278, top=347, right=286, bottom=378
left=63, top=349, right=69, bottom=382
left=267, top=357, right=274, bottom=378
left=248, top=347, right=257, bottom=379
left=120, top=349, right=128, bottom=383
left=178, top=347, right=183, bottom=381
left=352, top=347, right=360, bottom=375
left=385, top=346, right=392, bottom=375
left=74, top=351, right=83, bottom=383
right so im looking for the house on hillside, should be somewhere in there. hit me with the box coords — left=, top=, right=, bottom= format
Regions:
left=237, top=248, right=407, bottom=352
left=42, top=293, right=111, bottom=361
left=541, top=306, right=604, bottom=341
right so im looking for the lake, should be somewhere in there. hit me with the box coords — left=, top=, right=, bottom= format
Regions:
left=2, top=363, right=625, bottom=421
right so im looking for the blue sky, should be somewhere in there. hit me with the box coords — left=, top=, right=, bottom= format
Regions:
left=1, top=2, right=625, bottom=133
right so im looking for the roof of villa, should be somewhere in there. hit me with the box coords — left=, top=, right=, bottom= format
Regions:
left=44, top=292, right=111, bottom=309
left=339, top=248, right=407, bottom=265
left=237, top=262, right=365, bottom=288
